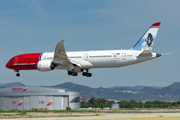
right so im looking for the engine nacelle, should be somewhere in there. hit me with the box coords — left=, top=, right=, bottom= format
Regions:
left=37, top=61, right=56, bottom=71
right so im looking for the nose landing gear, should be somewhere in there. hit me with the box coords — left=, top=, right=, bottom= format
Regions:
left=14, top=70, right=20, bottom=77
left=16, top=73, right=20, bottom=77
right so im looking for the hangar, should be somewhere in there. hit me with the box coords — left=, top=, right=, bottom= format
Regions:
left=0, top=86, right=80, bottom=110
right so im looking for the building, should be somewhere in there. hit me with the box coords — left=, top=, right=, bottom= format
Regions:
left=106, top=100, right=118, bottom=103
left=111, top=104, right=119, bottom=109
left=80, top=98, right=89, bottom=103
left=0, top=86, right=80, bottom=110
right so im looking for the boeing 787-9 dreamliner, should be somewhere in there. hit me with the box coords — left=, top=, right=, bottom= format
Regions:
left=6, top=22, right=162, bottom=77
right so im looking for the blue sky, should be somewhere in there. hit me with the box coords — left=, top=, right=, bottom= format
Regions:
left=0, top=0, right=180, bottom=88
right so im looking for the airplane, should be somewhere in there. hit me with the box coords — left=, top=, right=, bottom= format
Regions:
left=6, top=22, right=162, bottom=77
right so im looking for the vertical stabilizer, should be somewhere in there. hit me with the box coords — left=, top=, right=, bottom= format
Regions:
left=132, top=22, right=161, bottom=51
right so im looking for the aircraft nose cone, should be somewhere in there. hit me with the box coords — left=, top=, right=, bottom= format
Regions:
left=6, top=62, right=10, bottom=68
left=6, top=58, right=13, bottom=69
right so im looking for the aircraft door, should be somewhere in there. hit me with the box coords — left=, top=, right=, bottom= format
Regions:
left=14, top=57, right=18, bottom=63
left=122, top=53, right=126, bottom=60
left=84, top=54, right=88, bottom=61
left=42, top=55, right=47, bottom=60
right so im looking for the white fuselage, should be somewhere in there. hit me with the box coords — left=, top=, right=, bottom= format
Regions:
left=40, top=50, right=157, bottom=71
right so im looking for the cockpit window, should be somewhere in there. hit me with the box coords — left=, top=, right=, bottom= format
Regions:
left=9, top=59, right=12, bottom=62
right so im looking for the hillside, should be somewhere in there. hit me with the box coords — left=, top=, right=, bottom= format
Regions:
left=0, top=82, right=25, bottom=88
left=108, top=86, right=163, bottom=90
left=52, top=82, right=180, bottom=101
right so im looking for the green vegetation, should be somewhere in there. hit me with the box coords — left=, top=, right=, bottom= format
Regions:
left=81, top=98, right=112, bottom=109
left=0, top=108, right=180, bottom=114
left=16, top=111, right=27, bottom=115
left=81, top=97, right=180, bottom=109
left=66, top=107, right=72, bottom=110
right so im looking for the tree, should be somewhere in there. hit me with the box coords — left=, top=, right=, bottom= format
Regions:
left=81, top=101, right=85, bottom=108
left=174, top=103, right=178, bottom=107
left=128, top=99, right=137, bottom=108
left=119, top=101, right=128, bottom=108
left=177, top=101, right=180, bottom=105
left=106, top=102, right=113, bottom=108
left=96, top=98, right=106, bottom=104
left=100, top=98, right=106, bottom=104
left=100, top=103, right=104, bottom=109
left=89, top=97, right=96, bottom=104
left=154, top=104, right=157, bottom=108
left=139, top=101, right=143, bottom=108
left=93, top=102, right=98, bottom=108
left=129, top=99, right=137, bottom=104
left=145, top=101, right=153, bottom=108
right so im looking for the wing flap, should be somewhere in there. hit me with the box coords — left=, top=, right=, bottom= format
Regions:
left=69, top=59, right=82, bottom=68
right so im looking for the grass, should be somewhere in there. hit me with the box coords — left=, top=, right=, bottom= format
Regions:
left=0, top=109, right=180, bottom=119
left=0, top=108, right=180, bottom=113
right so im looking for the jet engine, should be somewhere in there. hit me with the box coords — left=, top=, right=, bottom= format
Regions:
left=37, top=61, right=56, bottom=71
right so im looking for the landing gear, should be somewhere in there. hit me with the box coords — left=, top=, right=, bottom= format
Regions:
left=72, top=72, right=78, bottom=76
left=16, top=73, right=20, bottom=77
left=15, top=70, right=20, bottom=77
left=67, top=70, right=78, bottom=76
left=67, top=69, right=92, bottom=77
left=67, top=64, right=78, bottom=76
left=68, top=71, right=72, bottom=75
left=82, top=72, right=92, bottom=77
left=82, top=69, right=92, bottom=77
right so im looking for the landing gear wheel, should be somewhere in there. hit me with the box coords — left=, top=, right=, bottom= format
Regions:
left=68, top=71, right=72, bottom=75
left=72, top=72, right=78, bottom=76
left=16, top=73, right=20, bottom=77
left=82, top=72, right=92, bottom=77
left=82, top=72, right=86, bottom=76
left=87, top=73, right=92, bottom=77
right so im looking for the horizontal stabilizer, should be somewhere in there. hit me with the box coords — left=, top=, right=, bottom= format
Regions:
left=138, top=50, right=152, bottom=57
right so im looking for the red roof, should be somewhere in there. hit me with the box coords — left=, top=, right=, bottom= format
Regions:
left=81, top=98, right=89, bottom=101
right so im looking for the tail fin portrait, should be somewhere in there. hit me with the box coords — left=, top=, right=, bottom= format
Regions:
left=132, top=22, right=161, bottom=51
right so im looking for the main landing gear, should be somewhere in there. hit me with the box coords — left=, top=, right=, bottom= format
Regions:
left=82, top=72, right=92, bottom=77
left=67, top=70, right=78, bottom=76
left=67, top=69, right=92, bottom=77
left=82, top=69, right=92, bottom=77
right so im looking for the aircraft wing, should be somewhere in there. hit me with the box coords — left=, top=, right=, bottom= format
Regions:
left=53, top=40, right=82, bottom=71
left=53, top=40, right=71, bottom=65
